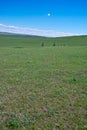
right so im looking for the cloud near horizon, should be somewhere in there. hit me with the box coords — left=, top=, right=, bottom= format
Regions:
left=0, top=23, right=79, bottom=37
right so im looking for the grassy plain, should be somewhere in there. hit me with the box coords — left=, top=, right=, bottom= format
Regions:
left=0, top=34, right=87, bottom=130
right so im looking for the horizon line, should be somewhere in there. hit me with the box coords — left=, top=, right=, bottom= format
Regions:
left=0, top=23, right=82, bottom=38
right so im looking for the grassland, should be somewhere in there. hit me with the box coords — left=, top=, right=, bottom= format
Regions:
left=0, top=34, right=87, bottom=130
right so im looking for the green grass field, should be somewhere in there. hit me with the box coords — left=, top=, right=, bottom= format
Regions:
left=0, top=34, right=87, bottom=130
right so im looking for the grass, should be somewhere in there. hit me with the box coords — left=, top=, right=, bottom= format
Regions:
left=0, top=34, right=87, bottom=130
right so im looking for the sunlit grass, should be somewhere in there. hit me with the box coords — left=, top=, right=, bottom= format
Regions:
left=0, top=35, right=87, bottom=129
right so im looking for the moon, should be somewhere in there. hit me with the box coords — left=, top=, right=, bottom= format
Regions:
left=48, top=13, right=51, bottom=17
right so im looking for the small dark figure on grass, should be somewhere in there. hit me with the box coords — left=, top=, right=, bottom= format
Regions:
left=53, top=42, right=56, bottom=46
left=41, top=42, right=44, bottom=47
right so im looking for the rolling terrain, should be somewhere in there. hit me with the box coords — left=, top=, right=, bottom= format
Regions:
left=0, top=34, right=87, bottom=130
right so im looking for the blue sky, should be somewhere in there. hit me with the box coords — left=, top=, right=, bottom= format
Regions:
left=0, top=0, right=87, bottom=37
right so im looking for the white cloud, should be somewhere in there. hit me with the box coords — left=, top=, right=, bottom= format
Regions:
left=0, top=23, right=79, bottom=37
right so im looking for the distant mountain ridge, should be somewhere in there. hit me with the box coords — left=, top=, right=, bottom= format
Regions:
left=0, top=32, right=46, bottom=38
left=0, top=32, right=87, bottom=38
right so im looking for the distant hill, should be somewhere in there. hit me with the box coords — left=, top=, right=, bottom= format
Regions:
left=0, top=32, right=46, bottom=38
left=0, top=33, right=87, bottom=47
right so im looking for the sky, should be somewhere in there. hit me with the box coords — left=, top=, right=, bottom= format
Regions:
left=0, top=0, right=87, bottom=37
